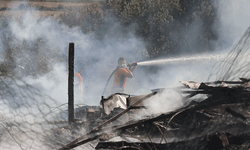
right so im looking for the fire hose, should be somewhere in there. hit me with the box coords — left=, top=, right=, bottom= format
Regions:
left=102, top=62, right=137, bottom=96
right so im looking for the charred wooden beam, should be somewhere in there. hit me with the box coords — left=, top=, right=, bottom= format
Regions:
left=95, top=132, right=232, bottom=150
left=218, top=132, right=229, bottom=148
left=204, top=81, right=246, bottom=85
left=96, top=141, right=163, bottom=150
left=68, top=43, right=74, bottom=124
left=225, top=107, right=247, bottom=120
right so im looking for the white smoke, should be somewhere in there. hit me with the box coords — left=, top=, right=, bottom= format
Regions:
left=5, top=8, right=146, bottom=105
left=1, top=1, right=250, bottom=149
left=214, top=0, right=250, bottom=50
left=130, top=0, right=250, bottom=115
left=0, top=2, right=147, bottom=149
left=144, top=89, right=183, bottom=115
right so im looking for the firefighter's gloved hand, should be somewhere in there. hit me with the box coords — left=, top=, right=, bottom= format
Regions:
left=127, top=63, right=131, bottom=68
left=131, top=62, right=137, bottom=66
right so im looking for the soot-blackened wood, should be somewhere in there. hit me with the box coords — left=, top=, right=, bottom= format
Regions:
left=68, top=43, right=74, bottom=124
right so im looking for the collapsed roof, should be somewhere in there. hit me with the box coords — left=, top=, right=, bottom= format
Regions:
left=55, top=77, right=250, bottom=150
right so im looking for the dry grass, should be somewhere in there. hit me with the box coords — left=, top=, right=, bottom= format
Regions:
left=0, top=10, right=64, bottom=18
left=0, top=1, right=94, bottom=18
left=28, top=2, right=87, bottom=8
left=0, top=1, right=91, bottom=9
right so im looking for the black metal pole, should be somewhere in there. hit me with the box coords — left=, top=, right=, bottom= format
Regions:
left=68, top=43, right=74, bottom=124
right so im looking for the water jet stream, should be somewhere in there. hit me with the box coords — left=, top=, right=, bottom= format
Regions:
left=137, top=54, right=227, bottom=66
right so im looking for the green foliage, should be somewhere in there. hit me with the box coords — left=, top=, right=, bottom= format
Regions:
left=57, top=0, right=218, bottom=58
left=0, top=0, right=219, bottom=76
left=58, top=3, right=104, bottom=33
left=108, top=0, right=218, bottom=58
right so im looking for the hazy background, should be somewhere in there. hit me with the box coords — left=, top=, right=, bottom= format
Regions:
left=0, top=0, right=249, bottom=107
left=0, top=0, right=249, bottom=149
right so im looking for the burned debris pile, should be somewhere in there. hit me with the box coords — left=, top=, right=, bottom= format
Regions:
left=55, top=27, right=250, bottom=150
left=56, top=77, right=250, bottom=150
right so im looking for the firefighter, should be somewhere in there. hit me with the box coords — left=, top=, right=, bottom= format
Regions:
left=112, top=57, right=137, bottom=94
left=75, top=62, right=86, bottom=103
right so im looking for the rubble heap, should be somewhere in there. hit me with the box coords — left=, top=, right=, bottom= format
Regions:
left=56, top=78, right=250, bottom=150
left=57, top=27, right=250, bottom=150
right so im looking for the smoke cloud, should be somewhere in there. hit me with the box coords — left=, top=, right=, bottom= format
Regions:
left=1, top=0, right=248, bottom=120
left=3, top=7, right=146, bottom=105
left=215, top=0, right=250, bottom=47
left=1, top=0, right=250, bottom=149
left=130, top=0, right=250, bottom=115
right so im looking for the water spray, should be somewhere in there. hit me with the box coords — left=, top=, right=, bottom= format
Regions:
left=136, top=54, right=227, bottom=66
left=102, top=53, right=226, bottom=96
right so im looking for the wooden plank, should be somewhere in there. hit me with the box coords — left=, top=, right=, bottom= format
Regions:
left=68, top=43, right=74, bottom=124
